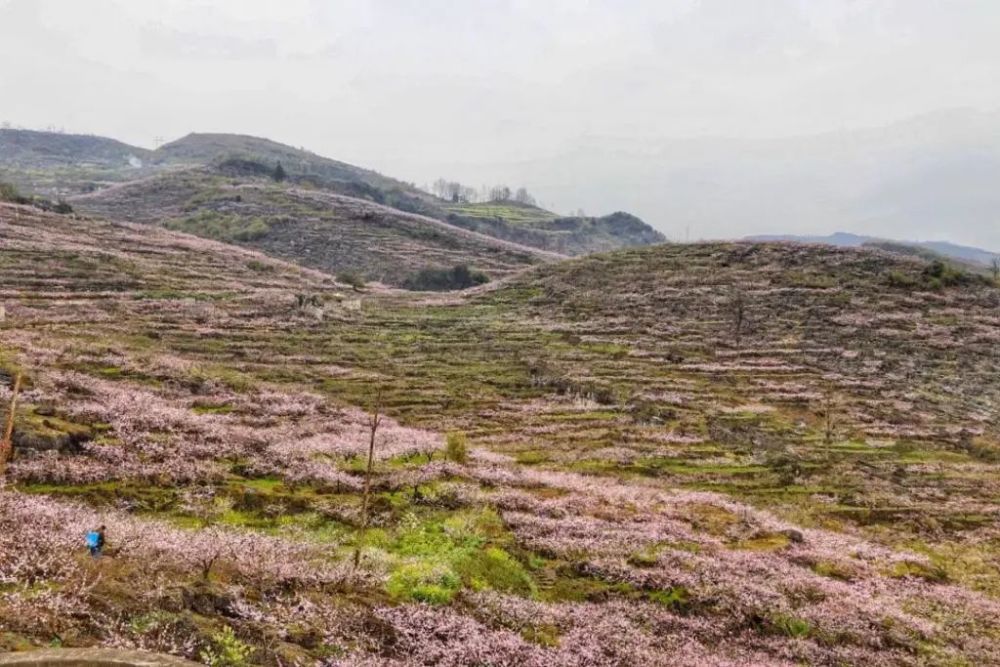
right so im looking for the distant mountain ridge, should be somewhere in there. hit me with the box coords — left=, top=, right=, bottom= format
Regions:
left=0, top=128, right=663, bottom=259
left=452, top=108, right=1000, bottom=252
left=746, top=232, right=999, bottom=267
left=0, top=128, right=152, bottom=169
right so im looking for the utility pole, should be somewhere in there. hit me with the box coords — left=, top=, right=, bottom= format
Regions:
left=0, top=372, right=23, bottom=474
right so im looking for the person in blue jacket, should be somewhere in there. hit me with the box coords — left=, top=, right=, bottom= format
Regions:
left=86, top=525, right=106, bottom=558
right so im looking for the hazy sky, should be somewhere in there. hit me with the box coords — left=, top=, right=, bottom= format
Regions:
left=3, top=0, right=1000, bottom=246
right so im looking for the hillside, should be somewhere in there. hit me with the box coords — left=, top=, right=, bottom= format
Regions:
left=0, top=128, right=151, bottom=169
left=70, top=167, right=556, bottom=286
left=153, top=133, right=409, bottom=192
left=1, top=129, right=664, bottom=257
left=749, top=232, right=999, bottom=268
left=444, top=201, right=666, bottom=255
left=0, top=129, right=157, bottom=198
left=2, top=202, right=998, bottom=665
left=151, top=133, right=440, bottom=217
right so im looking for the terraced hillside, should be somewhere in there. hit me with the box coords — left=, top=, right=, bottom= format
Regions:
left=3, top=129, right=666, bottom=257
left=443, top=201, right=666, bottom=255
left=1, top=203, right=999, bottom=666
left=0, top=130, right=423, bottom=207
left=154, top=134, right=417, bottom=194
left=71, top=168, right=556, bottom=285
left=0, top=129, right=157, bottom=198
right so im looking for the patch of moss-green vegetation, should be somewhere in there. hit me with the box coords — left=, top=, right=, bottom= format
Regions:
left=191, top=401, right=235, bottom=415
left=19, top=481, right=178, bottom=512
left=731, top=532, right=791, bottom=551
left=14, top=405, right=96, bottom=451
left=166, top=211, right=271, bottom=243
left=647, top=586, right=692, bottom=611
left=768, top=614, right=813, bottom=639
left=380, top=508, right=535, bottom=604
left=885, top=560, right=949, bottom=583
left=538, top=571, right=635, bottom=603
left=444, top=202, right=556, bottom=226
left=811, top=560, right=856, bottom=581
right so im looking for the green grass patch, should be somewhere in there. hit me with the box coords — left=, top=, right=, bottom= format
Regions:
left=383, top=508, right=535, bottom=604
left=731, top=532, right=791, bottom=551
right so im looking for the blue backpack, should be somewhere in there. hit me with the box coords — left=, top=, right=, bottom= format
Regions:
left=86, top=531, right=100, bottom=548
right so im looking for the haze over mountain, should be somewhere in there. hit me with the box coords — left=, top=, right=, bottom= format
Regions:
left=747, top=232, right=999, bottom=267
left=5, top=1, right=1000, bottom=249
left=433, top=108, right=1000, bottom=251
left=0, top=127, right=665, bottom=284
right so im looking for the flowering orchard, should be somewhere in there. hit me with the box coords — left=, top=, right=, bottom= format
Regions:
left=1, top=204, right=999, bottom=665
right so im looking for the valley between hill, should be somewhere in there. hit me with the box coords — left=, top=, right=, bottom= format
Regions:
left=1, top=203, right=998, bottom=666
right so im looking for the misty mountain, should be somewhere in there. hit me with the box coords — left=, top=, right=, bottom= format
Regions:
left=1, top=128, right=664, bottom=259
left=439, top=109, right=1000, bottom=251
left=747, top=232, right=998, bottom=267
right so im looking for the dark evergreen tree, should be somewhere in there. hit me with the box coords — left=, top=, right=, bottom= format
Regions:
left=273, top=162, right=287, bottom=182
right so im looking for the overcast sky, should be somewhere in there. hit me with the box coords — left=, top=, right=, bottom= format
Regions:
left=2, top=0, right=1000, bottom=247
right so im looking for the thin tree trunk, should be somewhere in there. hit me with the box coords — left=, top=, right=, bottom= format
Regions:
left=354, top=389, right=382, bottom=568
left=824, top=390, right=835, bottom=444
left=0, top=372, right=23, bottom=474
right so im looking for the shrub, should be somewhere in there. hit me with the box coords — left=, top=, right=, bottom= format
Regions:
left=648, top=586, right=691, bottom=611
left=0, top=183, right=72, bottom=212
left=889, top=260, right=986, bottom=290
left=337, top=271, right=366, bottom=291
left=166, top=212, right=270, bottom=243
left=453, top=546, right=535, bottom=596
left=232, top=218, right=269, bottom=241
left=0, top=181, right=28, bottom=204
left=273, top=161, right=287, bottom=182
left=921, top=259, right=963, bottom=288
left=245, top=259, right=274, bottom=273
left=887, top=560, right=949, bottom=582
left=445, top=431, right=468, bottom=464
left=387, top=561, right=461, bottom=604
left=402, top=264, right=489, bottom=291
left=627, top=547, right=661, bottom=568
left=385, top=509, right=528, bottom=603
left=886, top=268, right=917, bottom=289
left=215, top=156, right=272, bottom=178
left=769, top=614, right=812, bottom=638
left=199, top=626, right=255, bottom=667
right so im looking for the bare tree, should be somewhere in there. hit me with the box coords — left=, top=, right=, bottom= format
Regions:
left=0, top=372, right=23, bottom=474
left=196, top=544, right=227, bottom=581
left=430, top=179, right=479, bottom=203
left=513, top=187, right=536, bottom=206
left=459, top=185, right=478, bottom=203
left=354, top=388, right=383, bottom=568
left=489, top=185, right=511, bottom=202
left=823, top=388, right=836, bottom=444
left=729, top=287, right=747, bottom=347
left=430, top=178, right=449, bottom=199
